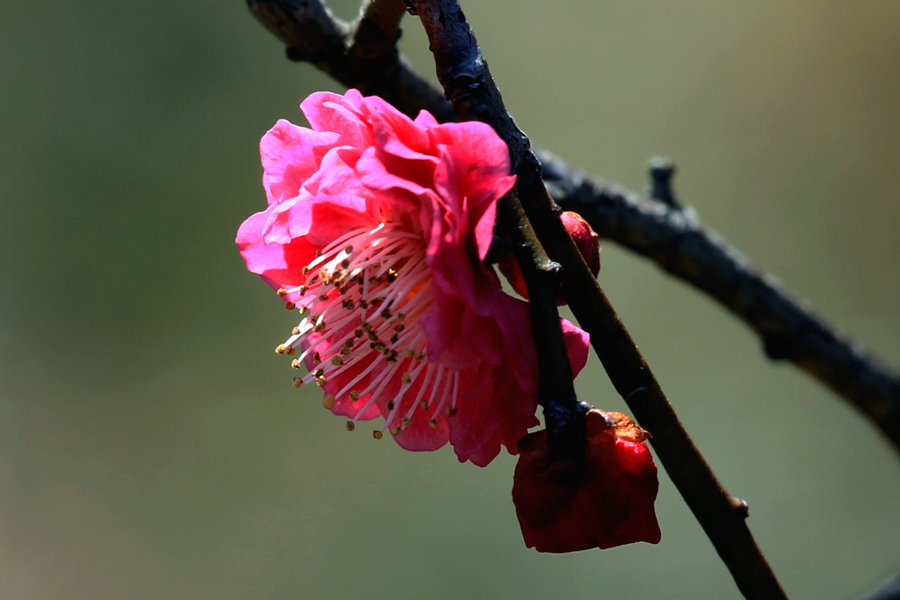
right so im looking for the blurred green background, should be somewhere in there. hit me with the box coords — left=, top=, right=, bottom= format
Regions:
left=3, top=1, right=898, bottom=598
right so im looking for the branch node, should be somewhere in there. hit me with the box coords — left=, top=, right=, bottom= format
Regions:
left=730, top=496, right=750, bottom=519
left=648, top=156, right=680, bottom=208
left=763, top=335, right=796, bottom=361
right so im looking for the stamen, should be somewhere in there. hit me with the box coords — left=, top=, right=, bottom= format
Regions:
left=276, top=220, right=462, bottom=438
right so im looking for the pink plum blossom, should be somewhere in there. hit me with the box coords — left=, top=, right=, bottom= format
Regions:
left=237, top=89, right=590, bottom=466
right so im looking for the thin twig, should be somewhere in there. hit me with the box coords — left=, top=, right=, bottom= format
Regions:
left=411, top=1, right=787, bottom=597
left=245, top=0, right=900, bottom=453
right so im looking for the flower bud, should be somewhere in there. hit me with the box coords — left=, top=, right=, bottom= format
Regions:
left=512, top=409, right=660, bottom=552
left=499, top=211, right=600, bottom=304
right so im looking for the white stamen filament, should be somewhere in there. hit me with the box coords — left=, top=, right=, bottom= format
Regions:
left=280, top=221, right=459, bottom=437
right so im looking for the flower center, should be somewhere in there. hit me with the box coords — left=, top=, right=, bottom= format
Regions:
left=275, top=222, right=459, bottom=438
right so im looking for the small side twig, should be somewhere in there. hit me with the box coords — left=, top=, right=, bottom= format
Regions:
left=647, top=156, right=680, bottom=208
left=412, top=1, right=787, bottom=598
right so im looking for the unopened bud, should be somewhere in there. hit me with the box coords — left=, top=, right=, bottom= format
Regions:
left=498, top=211, right=601, bottom=304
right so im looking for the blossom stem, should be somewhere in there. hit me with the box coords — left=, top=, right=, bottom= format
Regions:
left=412, top=0, right=787, bottom=597
left=496, top=188, right=588, bottom=459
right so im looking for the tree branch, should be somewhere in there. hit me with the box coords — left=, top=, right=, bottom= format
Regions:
left=411, top=1, right=786, bottom=597
left=539, top=151, right=900, bottom=450
left=246, top=0, right=900, bottom=455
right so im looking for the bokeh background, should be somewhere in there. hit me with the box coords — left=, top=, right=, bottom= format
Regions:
left=3, top=1, right=898, bottom=598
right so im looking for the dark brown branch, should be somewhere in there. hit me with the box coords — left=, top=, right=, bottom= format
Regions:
left=246, top=0, right=900, bottom=454
left=859, top=574, right=900, bottom=600
left=411, top=1, right=787, bottom=598
left=540, top=152, right=900, bottom=450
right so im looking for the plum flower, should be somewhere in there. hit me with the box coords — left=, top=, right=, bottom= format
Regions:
left=512, top=409, right=661, bottom=552
left=236, top=89, right=590, bottom=466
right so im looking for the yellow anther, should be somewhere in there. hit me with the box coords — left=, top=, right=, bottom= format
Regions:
left=322, top=394, right=335, bottom=409
left=275, top=344, right=287, bottom=355
left=372, top=430, right=383, bottom=440
left=345, top=421, right=356, bottom=431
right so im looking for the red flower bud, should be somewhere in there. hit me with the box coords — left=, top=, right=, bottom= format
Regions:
left=512, top=409, right=661, bottom=552
left=499, top=211, right=600, bottom=304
